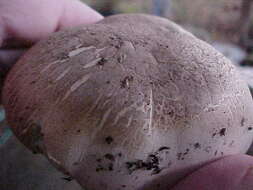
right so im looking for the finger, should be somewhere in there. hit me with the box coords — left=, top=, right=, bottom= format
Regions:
left=171, top=154, right=253, bottom=190
left=0, top=0, right=103, bottom=44
left=58, top=0, right=104, bottom=30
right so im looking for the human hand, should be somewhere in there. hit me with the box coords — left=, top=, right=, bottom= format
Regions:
left=172, top=154, right=253, bottom=190
left=0, top=0, right=103, bottom=93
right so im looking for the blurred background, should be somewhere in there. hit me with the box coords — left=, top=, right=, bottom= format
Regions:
left=1, top=0, right=253, bottom=189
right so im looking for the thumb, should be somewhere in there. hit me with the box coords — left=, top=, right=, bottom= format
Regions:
left=171, top=154, right=253, bottom=190
left=0, top=0, right=103, bottom=45
left=58, top=0, right=103, bottom=30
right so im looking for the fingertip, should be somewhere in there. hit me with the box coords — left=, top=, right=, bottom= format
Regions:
left=58, top=0, right=104, bottom=30
left=172, top=154, right=253, bottom=190
left=0, top=0, right=103, bottom=44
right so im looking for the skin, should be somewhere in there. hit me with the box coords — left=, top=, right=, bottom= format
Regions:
left=172, top=154, right=253, bottom=190
left=0, top=0, right=253, bottom=189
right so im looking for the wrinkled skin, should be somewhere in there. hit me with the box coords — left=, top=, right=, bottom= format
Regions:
left=1, top=0, right=253, bottom=190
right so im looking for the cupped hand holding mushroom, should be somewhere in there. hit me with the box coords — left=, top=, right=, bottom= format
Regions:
left=3, top=14, right=253, bottom=190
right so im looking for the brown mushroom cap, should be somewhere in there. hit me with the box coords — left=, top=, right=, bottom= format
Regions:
left=3, top=14, right=253, bottom=190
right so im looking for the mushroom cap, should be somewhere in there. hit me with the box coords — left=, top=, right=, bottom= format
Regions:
left=3, top=14, right=253, bottom=190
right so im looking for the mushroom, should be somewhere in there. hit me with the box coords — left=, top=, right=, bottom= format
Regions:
left=2, top=14, right=253, bottom=190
